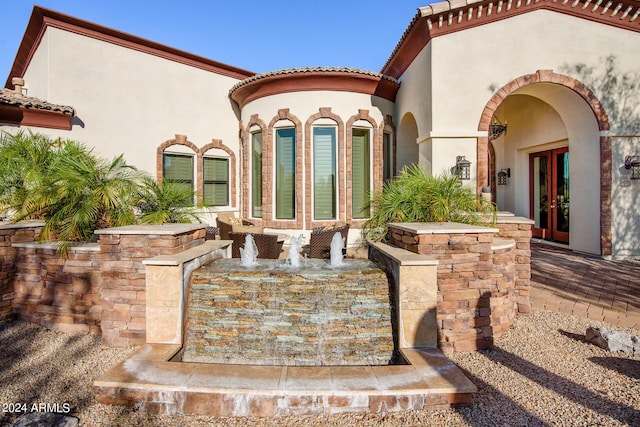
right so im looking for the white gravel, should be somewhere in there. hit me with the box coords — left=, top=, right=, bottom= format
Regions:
left=1, top=309, right=639, bottom=426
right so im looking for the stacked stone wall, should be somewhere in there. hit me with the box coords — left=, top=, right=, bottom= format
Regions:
left=389, top=225, right=522, bottom=354
left=12, top=243, right=102, bottom=333
left=98, top=227, right=206, bottom=346
left=0, top=223, right=42, bottom=320
left=495, top=221, right=533, bottom=314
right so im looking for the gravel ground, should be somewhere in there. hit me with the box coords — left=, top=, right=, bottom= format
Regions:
left=1, top=310, right=639, bottom=427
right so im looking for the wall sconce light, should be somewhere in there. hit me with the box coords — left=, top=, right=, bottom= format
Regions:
left=455, top=156, right=471, bottom=180
left=624, top=155, right=640, bottom=179
left=497, top=168, right=511, bottom=185
left=489, top=117, right=507, bottom=140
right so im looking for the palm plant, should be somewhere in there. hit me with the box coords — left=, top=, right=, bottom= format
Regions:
left=42, top=147, right=145, bottom=249
left=0, top=131, right=146, bottom=254
left=0, top=130, right=58, bottom=219
left=137, top=178, right=201, bottom=224
left=362, top=164, right=496, bottom=242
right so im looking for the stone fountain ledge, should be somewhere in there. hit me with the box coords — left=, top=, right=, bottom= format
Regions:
left=94, top=343, right=476, bottom=416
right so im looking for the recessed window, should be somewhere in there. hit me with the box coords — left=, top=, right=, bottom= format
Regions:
left=313, top=126, right=337, bottom=220
left=203, top=157, right=229, bottom=206
left=383, top=132, right=393, bottom=182
left=275, top=127, right=296, bottom=220
left=352, top=128, right=371, bottom=219
left=251, top=131, right=263, bottom=218
left=163, top=152, right=194, bottom=206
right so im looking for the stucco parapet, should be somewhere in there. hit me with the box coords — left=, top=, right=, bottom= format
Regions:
left=143, top=240, right=231, bottom=266
left=94, top=224, right=205, bottom=235
left=0, top=220, right=45, bottom=230
left=495, top=216, right=535, bottom=225
left=491, top=238, right=516, bottom=251
left=11, top=241, right=100, bottom=251
left=369, top=241, right=439, bottom=266
left=389, top=222, right=499, bottom=234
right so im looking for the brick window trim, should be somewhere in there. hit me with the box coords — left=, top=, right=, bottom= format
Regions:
left=156, top=134, right=237, bottom=208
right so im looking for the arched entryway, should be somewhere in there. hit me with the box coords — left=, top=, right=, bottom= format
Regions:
left=477, top=70, right=611, bottom=256
left=397, top=113, right=419, bottom=173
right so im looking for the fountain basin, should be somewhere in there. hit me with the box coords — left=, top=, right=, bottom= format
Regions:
left=183, top=258, right=395, bottom=366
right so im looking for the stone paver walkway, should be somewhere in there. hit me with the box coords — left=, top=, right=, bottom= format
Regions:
left=530, top=242, right=640, bottom=329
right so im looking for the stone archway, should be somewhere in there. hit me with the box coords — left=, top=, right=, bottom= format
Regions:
left=477, top=70, right=612, bottom=255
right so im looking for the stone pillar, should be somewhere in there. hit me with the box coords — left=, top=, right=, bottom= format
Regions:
left=0, top=221, right=43, bottom=320
left=494, top=216, right=534, bottom=314
left=388, top=222, right=521, bottom=355
left=96, top=224, right=206, bottom=346
left=368, top=242, right=439, bottom=349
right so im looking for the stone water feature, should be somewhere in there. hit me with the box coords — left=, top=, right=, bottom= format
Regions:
left=181, top=234, right=396, bottom=366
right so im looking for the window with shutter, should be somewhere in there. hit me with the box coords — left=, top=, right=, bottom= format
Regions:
left=383, top=132, right=393, bottom=182
left=275, top=128, right=296, bottom=219
left=351, top=128, right=371, bottom=218
left=251, top=131, right=263, bottom=218
left=163, top=153, right=194, bottom=206
left=313, top=127, right=337, bottom=220
left=203, top=157, right=229, bottom=206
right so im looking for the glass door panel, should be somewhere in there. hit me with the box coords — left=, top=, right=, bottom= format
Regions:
left=529, top=148, right=569, bottom=243
left=553, top=148, right=570, bottom=241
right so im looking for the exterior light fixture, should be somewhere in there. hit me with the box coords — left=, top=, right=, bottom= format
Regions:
left=489, top=117, right=507, bottom=140
left=497, top=168, right=510, bottom=185
left=455, top=156, right=471, bottom=180
left=624, top=155, right=640, bottom=180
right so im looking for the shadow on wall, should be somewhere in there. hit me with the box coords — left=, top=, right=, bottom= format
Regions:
left=561, top=56, right=640, bottom=257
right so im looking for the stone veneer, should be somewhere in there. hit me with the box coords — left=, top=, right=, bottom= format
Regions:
left=1, top=222, right=208, bottom=346
left=0, top=221, right=43, bottom=321
left=11, top=241, right=102, bottom=333
left=95, top=224, right=207, bottom=346
left=182, top=258, right=394, bottom=366
left=388, top=220, right=531, bottom=355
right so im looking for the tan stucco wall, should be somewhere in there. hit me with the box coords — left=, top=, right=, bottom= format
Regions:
left=397, top=9, right=640, bottom=256
left=6, top=26, right=244, bottom=201
left=241, top=91, right=393, bottom=125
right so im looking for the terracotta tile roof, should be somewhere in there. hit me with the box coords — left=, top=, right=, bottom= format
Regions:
left=229, top=66, right=399, bottom=96
left=0, top=88, right=75, bottom=115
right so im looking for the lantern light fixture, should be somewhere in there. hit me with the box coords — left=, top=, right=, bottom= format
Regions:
left=455, top=156, right=471, bottom=180
left=624, top=155, right=640, bottom=180
left=497, top=168, right=511, bottom=185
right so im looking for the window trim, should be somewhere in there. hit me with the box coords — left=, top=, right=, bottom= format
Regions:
left=250, top=130, right=263, bottom=218
left=312, top=125, right=338, bottom=221
left=351, top=126, right=372, bottom=219
left=202, top=155, right=230, bottom=207
left=274, top=126, right=296, bottom=220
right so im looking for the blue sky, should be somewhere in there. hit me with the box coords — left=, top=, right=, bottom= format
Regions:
left=1, top=1, right=432, bottom=84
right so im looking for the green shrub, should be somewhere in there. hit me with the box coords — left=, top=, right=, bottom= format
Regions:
left=137, top=178, right=201, bottom=224
left=362, top=164, right=496, bottom=242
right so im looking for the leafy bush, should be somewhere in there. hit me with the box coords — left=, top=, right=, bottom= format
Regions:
left=362, top=164, right=496, bottom=242
left=0, top=131, right=145, bottom=253
left=137, top=178, right=201, bottom=224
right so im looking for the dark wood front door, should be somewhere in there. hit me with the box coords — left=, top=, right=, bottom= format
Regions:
left=529, top=148, right=570, bottom=243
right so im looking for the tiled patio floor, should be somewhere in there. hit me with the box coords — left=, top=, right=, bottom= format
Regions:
left=530, top=241, right=640, bottom=329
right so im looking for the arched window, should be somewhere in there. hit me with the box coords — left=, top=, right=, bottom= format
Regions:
left=351, top=123, right=372, bottom=219
left=161, top=142, right=197, bottom=206
left=274, top=121, right=296, bottom=220
left=202, top=148, right=230, bottom=207
left=312, top=119, right=338, bottom=220
left=250, top=127, right=263, bottom=218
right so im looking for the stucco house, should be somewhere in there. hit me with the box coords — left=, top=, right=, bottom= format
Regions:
left=1, top=2, right=639, bottom=258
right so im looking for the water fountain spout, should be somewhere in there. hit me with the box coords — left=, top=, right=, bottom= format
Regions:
left=286, top=235, right=303, bottom=268
left=240, top=234, right=259, bottom=267
left=330, top=232, right=346, bottom=268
